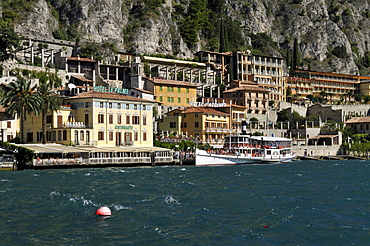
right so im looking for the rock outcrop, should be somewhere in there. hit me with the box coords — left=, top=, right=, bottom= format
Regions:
left=5, top=0, right=370, bottom=74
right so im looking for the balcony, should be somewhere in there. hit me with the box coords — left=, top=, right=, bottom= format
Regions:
left=59, top=122, right=87, bottom=128
left=205, top=127, right=229, bottom=133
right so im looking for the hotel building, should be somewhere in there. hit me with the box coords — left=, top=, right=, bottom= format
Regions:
left=24, top=89, right=155, bottom=147
left=232, top=52, right=285, bottom=102
left=286, top=69, right=370, bottom=102
left=159, top=107, right=230, bottom=148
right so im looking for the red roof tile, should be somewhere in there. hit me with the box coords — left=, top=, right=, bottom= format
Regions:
left=182, top=107, right=229, bottom=115
left=345, top=117, right=370, bottom=124
left=66, top=91, right=154, bottom=103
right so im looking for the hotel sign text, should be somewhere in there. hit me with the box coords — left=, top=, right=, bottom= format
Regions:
left=115, top=125, right=133, bottom=130
left=94, top=86, right=129, bottom=95
left=190, top=102, right=227, bottom=107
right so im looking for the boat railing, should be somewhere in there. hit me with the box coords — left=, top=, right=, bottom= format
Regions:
left=155, top=157, right=173, bottom=163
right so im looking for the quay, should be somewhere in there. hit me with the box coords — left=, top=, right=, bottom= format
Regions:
left=15, top=144, right=190, bottom=169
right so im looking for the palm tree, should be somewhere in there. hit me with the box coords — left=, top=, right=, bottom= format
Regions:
left=0, top=76, right=43, bottom=143
left=38, top=72, right=62, bottom=144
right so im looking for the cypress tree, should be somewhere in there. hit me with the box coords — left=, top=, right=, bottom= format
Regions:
left=293, top=38, right=300, bottom=69
left=219, top=18, right=229, bottom=52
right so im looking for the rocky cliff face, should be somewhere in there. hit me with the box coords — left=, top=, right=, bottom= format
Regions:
left=4, top=0, right=370, bottom=74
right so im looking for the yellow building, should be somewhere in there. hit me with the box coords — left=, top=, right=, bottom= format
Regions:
left=159, top=107, right=230, bottom=148
left=359, top=81, right=370, bottom=98
left=25, top=89, right=154, bottom=147
left=143, top=78, right=198, bottom=114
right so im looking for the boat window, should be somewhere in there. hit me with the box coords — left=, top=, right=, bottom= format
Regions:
left=267, top=150, right=271, bottom=155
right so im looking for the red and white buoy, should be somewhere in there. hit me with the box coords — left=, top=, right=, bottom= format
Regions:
left=95, top=206, right=111, bottom=216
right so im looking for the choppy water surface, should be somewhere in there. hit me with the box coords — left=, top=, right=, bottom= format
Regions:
left=1, top=160, right=370, bottom=245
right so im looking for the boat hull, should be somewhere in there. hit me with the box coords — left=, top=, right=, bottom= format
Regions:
left=195, top=149, right=295, bottom=166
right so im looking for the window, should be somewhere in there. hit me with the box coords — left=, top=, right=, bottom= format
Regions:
left=143, top=105, right=146, bottom=110
left=159, top=86, right=163, bottom=91
left=143, top=116, right=147, bottom=125
left=171, top=97, right=174, bottom=102
left=109, top=132, right=114, bottom=141
left=109, top=102, right=112, bottom=108
left=126, top=115, right=130, bottom=124
left=46, top=116, right=52, bottom=124
left=98, top=131, right=104, bottom=141
left=134, top=132, right=138, bottom=141
left=186, top=98, right=189, bottom=103
left=195, top=122, right=199, bottom=128
left=186, top=88, right=189, bottom=93
left=143, top=132, right=147, bottom=141
left=195, top=113, right=199, bottom=118
left=167, top=97, right=171, bottom=102
left=117, top=115, right=122, bottom=124
left=7, top=121, right=11, bottom=128
left=117, top=103, right=121, bottom=109
left=109, top=114, right=113, bottom=124
left=85, top=102, right=89, bottom=108
left=80, top=131, right=84, bottom=141
left=177, top=87, right=181, bottom=92
left=132, top=116, right=140, bottom=124
left=134, top=104, right=137, bottom=110
left=85, top=114, right=89, bottom=126
left=98, top=114, right=104, bottom=123
left=178, top=98, right=181, bottom=103
left=167, top=87, right=171, bottom=92
left=100, top=102, right=104, bottom=108
left=63, top=130, right=67, bottom=140
left=159, top=96, right=163, bottom=102
left=170, top=122, right=176, bottom=128
left=126, top=104, right=129, bottom=109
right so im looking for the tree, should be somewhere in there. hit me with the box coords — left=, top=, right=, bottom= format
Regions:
left=0, top=76, right=43, bottom=143
left=37, top=72, right=62, bottom=144
left=0, top=24, right=20, bottom=62
left=292, top=38, right=300, bottom=69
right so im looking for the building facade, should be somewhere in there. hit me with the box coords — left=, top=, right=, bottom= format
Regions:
left=159, top=107, right=230, bottom=148
left=24, top=90, right=154, bottom=147
left=232, top=52, right=285, bottom=102
left=287, top=69, right=370, bottom=102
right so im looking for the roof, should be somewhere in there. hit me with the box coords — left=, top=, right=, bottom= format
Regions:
left=66, top=91, right=154, bottom=103
left=223, top=84, right=269, bottom=93
left=16, top=144, right=172, bottom=154
left=67, top=57, right=96, bottom=62
left=182, top=107, right=229, bottom=115
left=145, top=77, right=198, bottom=88
left=131, top=87, right=153, bottom=95
left=309, top=135, right=338, bottom=140
left=16, top=144, right=90, bottom=153
left=196, top=50, right=233, bottom=56
left=345, top=117, right=370, bottom=124
left=249, top=136, right=292, bottom=141
left=71, top=75, right=94, bottom=83
left=142, top=56, right=206, bottom=67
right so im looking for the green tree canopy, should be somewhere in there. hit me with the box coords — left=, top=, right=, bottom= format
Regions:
left=0, top=24, right=20, bottom=61
left=0, top=76, right=43, bottom=143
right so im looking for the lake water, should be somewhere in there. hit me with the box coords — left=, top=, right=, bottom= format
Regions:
left=1, top=160, right=370, bottom=245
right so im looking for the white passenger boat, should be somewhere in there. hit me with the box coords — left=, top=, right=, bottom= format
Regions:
left=195, top=134, right=296, bottom=166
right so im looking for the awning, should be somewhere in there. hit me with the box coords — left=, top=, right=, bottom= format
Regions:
left=17, top=144, right=64, bottom=154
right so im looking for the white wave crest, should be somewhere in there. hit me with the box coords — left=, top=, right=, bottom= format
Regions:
left=165, top=195, right=180, bottom=204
